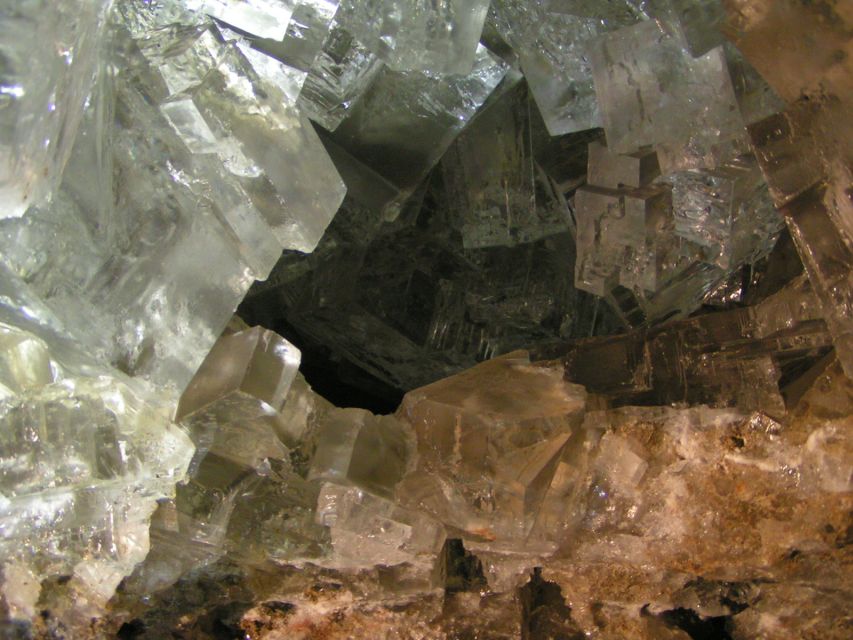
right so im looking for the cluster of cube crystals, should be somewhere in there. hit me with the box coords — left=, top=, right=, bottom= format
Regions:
left=574, top=139, right=783, bottom=324
left=3, top=0, right=853, bottom=636
left=0, top=0, right=505, bottom=625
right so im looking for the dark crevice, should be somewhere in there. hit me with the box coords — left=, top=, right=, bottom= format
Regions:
left=659, top=608, right=735, bottom=640
left=436, top=538, right=488, bottom=594
left=519, top=567, right=585, bottom=640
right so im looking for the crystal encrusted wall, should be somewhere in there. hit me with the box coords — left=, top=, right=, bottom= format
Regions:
left=0, top=1, right=850, bottom=638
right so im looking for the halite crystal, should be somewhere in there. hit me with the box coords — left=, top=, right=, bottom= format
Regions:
left=0, top=0, right=112, bottom=219
left=296, top=21, right=385, bottom=131
left=336, top=0, right=490, bottom=75
left=0, top=339, right=193, bottom=616
left=588, top=19, right=745, bottom=169
left=396, top=352, right=586, bottom=542
left=328, top=43, right=508, bottom=197
left=490, top=0, right=642, bottom=136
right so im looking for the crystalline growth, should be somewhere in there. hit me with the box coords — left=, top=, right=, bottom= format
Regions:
left=329, top=43, right=508, bottom=197
left=297, top=21, right=385, bottom=131
left=0, top=337, right=193, bottom=618
left=588, top=19, right=746, bottom=171
left=0, top=3, right=346, bottom=395
left=491, top=0, right=643, bottom=135
left=309, top=409, right=415, bottom=498
left=176, top=326, right=300, bottom=467
left=396, top=352, right=587, bottom=544
left=0, top=0, right=112, bottom=219
left=316, top=483, right=445, bottom=568
left=668, top=156, right=783, bottom=270
left=440, top=82, right=571, bottom=250
left=336, top=0, right=490, bottom=75
left=573, top=181, right=674, bottom=297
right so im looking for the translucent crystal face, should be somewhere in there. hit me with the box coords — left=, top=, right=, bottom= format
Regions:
left=2, top=1, right=852, bottom=636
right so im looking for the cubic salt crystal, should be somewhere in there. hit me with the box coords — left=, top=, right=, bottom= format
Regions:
left=196, top=0, right=296, bottom=40
left=588, top=20, right=744, bottom=167
left=670, top=156, right=783, bottom=270
left=329, top=43, right=508, bottom=195
left=336, top=0, right=490, bottom=75
left=574, top=184, right=672, bottom=296
left=648, top=0, right=726, bottom=57
left=309, top=408, right=414, bottom=498
left=0, top=371, right=193, bottom=616
left=316, top=483, right=445, bottom=567
left=397, top=353, right=586, bottom=543
left=297, top=21, right=385, bottom=131
left=0, top=0, right=111, bottom=219
left=491, top=0, right=642, bottom=135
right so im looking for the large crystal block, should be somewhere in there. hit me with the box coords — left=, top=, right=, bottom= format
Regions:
left=176, top=326, right=300, bottom=469
left=0, top=7, right=345, bottom=394
left=649, top=0, right=726, bottom=56
left=588, top=19, right=744, bottom=170
left=749, top=96, right=853, bottom=380
left=336, top=0, right=490, bottom=75
left=0, top=371, right=192, bottom=615
left=177, top=326, right=301, bottom=421
left=441, top=82, right=571, bottom=250
left=195, top=0, right=296, bottom=40
left=328, top=43, right=508, bottom=198
left=574, top=184, right=673, bottom=296
left=396, top=353, right=586, bottom=542
left=491, top=0, right=642, bottom=135
left=316, top=483, right=445, bottom=567
left=669, top=156, right=783, bottom=270
left=297, top=21, right=385, bottom=131
left=0, top=0, right=111, bottom=219
left=309, top=408, right=414, bottom=497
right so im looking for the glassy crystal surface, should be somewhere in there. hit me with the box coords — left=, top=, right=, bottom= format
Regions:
left=669, top=156, right=783, bottom=270
left=396, top=352, right=586, bottom=542
left=336, top=0, right=490, bottom=75
left=328, top=43, right=508, bottom=197
left=297, top=21, right=385, bottom=131
left=588, top=19, right=745, bottom=170
left=0, top=0, right=111, bottom=219
left=317, top=482, right=444, bottom=567
left=491, top=0, right=642, bottom=136
left=309, top=409, right=414, bottom=497
left=0, top=364, right=193, bottom=616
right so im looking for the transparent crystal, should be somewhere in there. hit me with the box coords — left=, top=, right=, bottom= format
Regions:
left=491, top=0, right=642, bottom=135
left=336, top=0, right=490, bottom=75
left=396, top=352, right=586, bottom=542
left=0, top=0, right=112, bottom=219
left=588, top=20, right=745, bottom=168
left=329, top=43, right=508, bottom=196
left=297, top=21, right=385, bottom=131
